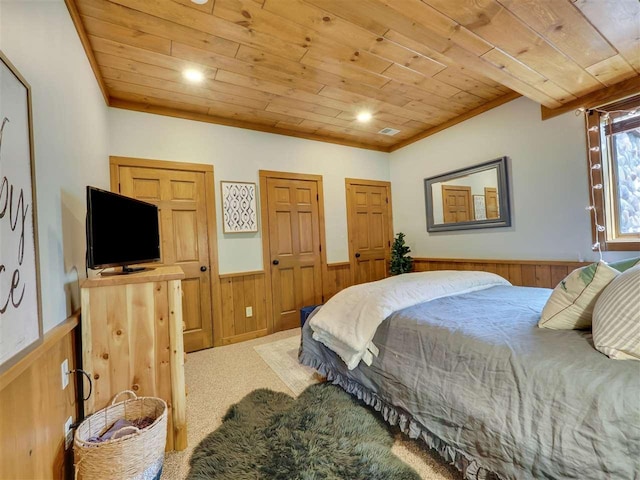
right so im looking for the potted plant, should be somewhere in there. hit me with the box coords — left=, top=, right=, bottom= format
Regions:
left=390, top=232, right=413, bottom=275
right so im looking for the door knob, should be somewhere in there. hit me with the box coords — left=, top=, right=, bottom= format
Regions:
left=200, top=266, right=207, bottom=272
left=355, top=253, right=361, bottom=258
left=272, top=259, right=280, bottom=265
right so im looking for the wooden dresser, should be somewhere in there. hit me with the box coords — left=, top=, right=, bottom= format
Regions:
left=80, top=266, right=187, bottom=451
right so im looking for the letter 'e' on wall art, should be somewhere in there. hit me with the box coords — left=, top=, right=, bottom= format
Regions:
left=0, top=51, right=43, bottom=374
left=221, top=181, right=258, bottom=233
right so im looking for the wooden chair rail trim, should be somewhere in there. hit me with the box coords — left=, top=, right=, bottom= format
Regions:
left=218, top=264, right=352, bottom=278
left=0, top=311, right=79, bottom=392
left=219, top=270, right=265, bottom=279
left=413, top=257, right=590, bottom=267
left=327, top=262, right=351, bottom=268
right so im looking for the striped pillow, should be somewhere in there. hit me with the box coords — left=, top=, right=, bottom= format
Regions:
left=592, top=265, right=640, bottom=361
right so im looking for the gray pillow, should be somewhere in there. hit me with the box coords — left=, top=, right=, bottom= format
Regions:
left=608, top=256, right=640, bottom=273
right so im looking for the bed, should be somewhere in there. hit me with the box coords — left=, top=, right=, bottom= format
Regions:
left=299, top=272, right=640, bottom=480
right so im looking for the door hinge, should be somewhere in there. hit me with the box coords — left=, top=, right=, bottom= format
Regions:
left=316, top=193, right=319, bottom=201
left=118, top=183, right=121, bottom=193
left=319, top=244, right=322, bottom=252
left=386, top=197, right=389, bottom=204
left=388, top=240, right=391, bottom=247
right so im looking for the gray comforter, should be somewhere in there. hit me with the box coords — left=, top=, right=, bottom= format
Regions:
left=300, top=285, right=640, bottom=480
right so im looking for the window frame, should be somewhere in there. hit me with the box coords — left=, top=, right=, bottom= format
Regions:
left=586, top=98, right=640, bottom=252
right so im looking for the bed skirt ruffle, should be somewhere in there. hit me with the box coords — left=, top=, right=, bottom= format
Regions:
left=299, top=350, right=502, bottom=480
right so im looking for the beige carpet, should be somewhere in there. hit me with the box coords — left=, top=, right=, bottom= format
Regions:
left=161, top=328, right=461, bottom=480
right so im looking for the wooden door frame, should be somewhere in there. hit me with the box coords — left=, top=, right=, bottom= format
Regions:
left=109, top=156, right=224, bottom=347
left=259, top=170, right=328, bottom=334
left=345, top=178, right=394, bottom=286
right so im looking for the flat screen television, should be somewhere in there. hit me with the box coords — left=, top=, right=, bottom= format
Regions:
left=86, top=186, right=161, bottom=272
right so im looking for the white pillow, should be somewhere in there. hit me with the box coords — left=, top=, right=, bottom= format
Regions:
left=592, top=265, right=640, bottom=360
left=539, top=261, right=619, bottom=330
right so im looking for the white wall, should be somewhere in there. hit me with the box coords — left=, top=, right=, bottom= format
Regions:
left=107, top=109, right=389, bottom=273
left=390, top=96, right=637, bottom=263
left=1, top=1, right=110, bottom=331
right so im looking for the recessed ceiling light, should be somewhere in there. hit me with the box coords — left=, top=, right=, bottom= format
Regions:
left=191, top=0, right=208, bottom=4
left=356, top=111, right=372, bottom=122
left=183, top=69, right=204, bottom=83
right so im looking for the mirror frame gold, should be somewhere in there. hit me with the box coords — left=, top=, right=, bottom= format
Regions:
left=424, top=156, right=511, bottom=232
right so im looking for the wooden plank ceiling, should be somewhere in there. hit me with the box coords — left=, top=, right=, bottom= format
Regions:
left=68, top=0, right=640, bottom=151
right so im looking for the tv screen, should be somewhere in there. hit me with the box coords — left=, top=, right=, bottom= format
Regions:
left=86, top=186, right=161, bottom=270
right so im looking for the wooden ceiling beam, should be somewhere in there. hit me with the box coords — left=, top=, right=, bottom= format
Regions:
left=541, top=75, right=640, bottom=120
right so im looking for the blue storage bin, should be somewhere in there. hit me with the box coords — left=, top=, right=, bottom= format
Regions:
left=300, top=305, right=322, bottom=327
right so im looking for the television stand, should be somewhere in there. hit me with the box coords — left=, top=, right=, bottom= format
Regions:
left=80, top=266, right=187, bottom=450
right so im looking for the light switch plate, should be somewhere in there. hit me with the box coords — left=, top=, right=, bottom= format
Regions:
left=245, top=306, right=253, bottom=317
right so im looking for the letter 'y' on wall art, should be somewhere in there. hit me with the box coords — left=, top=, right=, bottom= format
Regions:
left=0, top=51, right=43, bottom=374
left=221, top=181, right=258, bottom=233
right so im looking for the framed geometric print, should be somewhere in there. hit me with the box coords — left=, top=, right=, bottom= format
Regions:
left=221, top=181, right=258, bottom=233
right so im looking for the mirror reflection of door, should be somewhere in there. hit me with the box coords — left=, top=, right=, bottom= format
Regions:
left=484, top=187, right=499, bottom=219
left=442, top=185, right=472, bottom=223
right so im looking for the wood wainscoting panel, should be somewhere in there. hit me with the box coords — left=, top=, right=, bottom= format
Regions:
left=324, top=262, right=353, bottom=301
left=413, top=258, right=588, bottom=288
left=0, top=315, right=78, bottom=479
left=219, top=271, right=268, bottom=345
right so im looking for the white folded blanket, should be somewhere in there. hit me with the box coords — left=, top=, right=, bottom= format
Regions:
left=309, top=270, right=511, bottom=369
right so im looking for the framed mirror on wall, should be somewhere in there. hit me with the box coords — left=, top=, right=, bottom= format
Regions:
left=424, top=157, right=511, bottom=232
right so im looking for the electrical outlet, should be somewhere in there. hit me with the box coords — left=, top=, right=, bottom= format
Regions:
left=61, top=359, right=69, bottom=390
left=245, top=306, right=253, bottom=317
left=64, top=416, right=73, bottom=450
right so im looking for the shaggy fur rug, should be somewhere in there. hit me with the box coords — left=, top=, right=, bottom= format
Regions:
left=187, top=383, right=420, bottom=479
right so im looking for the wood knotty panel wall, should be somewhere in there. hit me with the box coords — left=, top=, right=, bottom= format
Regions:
left=325, top=262, right=353, bottom=300
left=218, top=258, right=585, bottom=344
left=220, top=271, right=268, bottom=345
left=218, top=264, right=352, bottom=345
left=324, top=258, right=587, bottom=296
left=412, top=258, right=588, bottom=289
left=0, top=315, right=79, bottom=480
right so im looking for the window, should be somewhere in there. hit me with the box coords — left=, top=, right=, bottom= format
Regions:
left=586, top=96, right=640, bottom=252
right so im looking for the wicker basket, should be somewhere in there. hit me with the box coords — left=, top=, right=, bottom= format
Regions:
left=74, top=390, right=168, bottom=480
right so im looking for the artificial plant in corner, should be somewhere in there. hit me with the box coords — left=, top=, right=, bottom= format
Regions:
left=390, top=232, right=413, bottom=275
